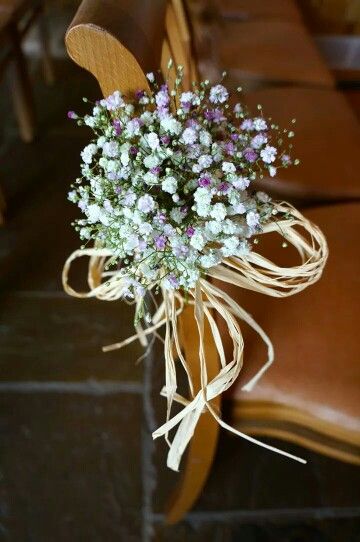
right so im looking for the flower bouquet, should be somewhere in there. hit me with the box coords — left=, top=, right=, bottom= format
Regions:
left=63, top=66, right=328, bottom=471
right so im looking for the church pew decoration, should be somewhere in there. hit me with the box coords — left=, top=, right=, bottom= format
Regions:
left=63, top=66, right=328, bottom=471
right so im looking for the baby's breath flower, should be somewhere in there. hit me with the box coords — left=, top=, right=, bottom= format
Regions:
left=68, top=75, right=295, bottom=297
left=260, top=145, right=277, bottom=164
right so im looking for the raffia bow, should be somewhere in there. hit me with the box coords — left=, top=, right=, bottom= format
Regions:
left=62, top=202, right=328, bottom=471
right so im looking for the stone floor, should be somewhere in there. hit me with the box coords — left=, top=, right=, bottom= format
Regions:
left=0, top=6, right=359, bottom=542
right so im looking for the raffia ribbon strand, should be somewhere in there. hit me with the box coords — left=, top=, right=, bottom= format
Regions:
left=62, top=203, right=328, bottom=471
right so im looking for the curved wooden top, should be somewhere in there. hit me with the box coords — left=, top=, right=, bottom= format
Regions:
left=65, top=0, right=167, bottom=96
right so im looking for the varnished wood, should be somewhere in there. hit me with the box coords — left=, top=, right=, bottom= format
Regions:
left=37, top=4, right=55, bottom=85
left=167, top=0, right=199, bottom=87
left=7, top=21, right=36, bottom=142
left=232, top=401, right=360, bottom=465
left=65, top=0, right=221, bottom=524
left=66, top=0, right=166, bottom=97
left=183, top=0, right=359, bottom=468
left=166, top=1, right=190, bottom=88
left=0, top=0, right=54, bottom=142
left=65, top=0, right=360, bottom=524
left=301, top=0, right=360, bottom=34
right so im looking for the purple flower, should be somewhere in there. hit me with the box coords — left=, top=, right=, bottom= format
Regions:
left=224, top=141, right=235, bottom=155
left=113, top=119, right=122, bottom=135
left=129, top=146, right=138, bottom=156
left=212, top=109, right=226, bottom=123
left=168, top=274, right=179, bottom=288
left=185, top=118, right=199, bottom=130
left=127, top=118, right=142, bottom=135
left=135, top=89, right=145, bottom=100
left=230, top=133, right=239, bottom=142
left=155, top=85, right=170, bottom=108
left=282, top=154, right=291, bottom=165
left=67, top=111, right=77, bottom=119
left=204, top=108, right=225, bottom=123
left=174, top=244, right=189, bottom=258
left=180, top=206, right=188, bottom=214
left=186, top=226, right=195, bottom=237
left=182, top=102, right=191, bottom=113
left=198, top=175, right=211, bottom=187
left=241, top=119, right=254, bottom=131
left=204, top=109, right=215, bottom=121
left=157, top=106, right=169, bottom=120
left=154, top=212, right=166, bottom=224
left=154, top=235, right=167, bottom=250
left=114, top=186, right=122, bottom=194
left=218, top=182, right=230, bottom=193
left=244, top=148, right=257, bottom=163
left=150, top=166, right=161, bottom=175
left=160, top=135, right=170, bottom=145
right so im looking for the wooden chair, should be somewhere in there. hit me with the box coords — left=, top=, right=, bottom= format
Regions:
left=192, top=0, right=303, bottom=23
left=0, top=0, right=54, bottom=142
left=65, top=0, right=220, bottom=525
left=244, top=87, right=360, bottom=203
left=1, top=5, right=35, bottom=142
left=214, top=19, right=335, bottom=90
left=178, top=0, right=360, bottom=504
left=183, top=4, right=360, bottom=203
left=65, top=0, right=360, bottom=526
left=220, top=203, right=360, bottom=466
left=185, top=1, right=334, bottom=90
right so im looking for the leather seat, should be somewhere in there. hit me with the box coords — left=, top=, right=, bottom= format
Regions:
left=218, top=203, right=360, bottom=463
left=217, top=20, right=334, bottom=88
left=210, top=0, right=302, bottom=22
left=244, top=88, right=360, bottom=201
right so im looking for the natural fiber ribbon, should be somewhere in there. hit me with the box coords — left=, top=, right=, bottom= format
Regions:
left=62, top=202, right=328, bottom=471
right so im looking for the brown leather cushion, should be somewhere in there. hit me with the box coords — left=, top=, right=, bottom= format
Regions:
left=212, top=0, right=302, bottom=22
left=217, top=20, right=334, bottom=88
left=217, top=203, right=360, bottom=435
left=244, top=88, right=360, bottom=201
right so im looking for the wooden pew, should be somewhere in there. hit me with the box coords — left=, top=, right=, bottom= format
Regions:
left=64, top=0, right=360, bottom=526
left=65, top=0, right=220, bottom=524
left=198, top=0, right=303, bottom=23
left=0, top=0, right=54, bottom=142
left=184, top=1, right=360, bottom=203
left=186, top=0, right=335, bottom=90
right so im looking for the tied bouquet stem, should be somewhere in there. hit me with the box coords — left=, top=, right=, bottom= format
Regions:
left=63, top=65, right=328, bottom=471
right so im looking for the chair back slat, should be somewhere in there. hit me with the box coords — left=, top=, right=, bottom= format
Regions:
left=66, top=0, right=199, bottom=97
left=165, top=1, right=190, bottom=88
left=166, top=0, right=199, bottom=84
left=172, top=0, right=191, bottom=54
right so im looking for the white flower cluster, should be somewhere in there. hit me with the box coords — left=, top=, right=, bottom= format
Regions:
left=68, top=70, right=295, bottom=298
